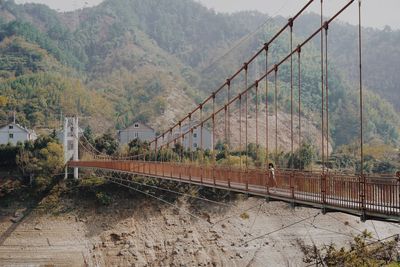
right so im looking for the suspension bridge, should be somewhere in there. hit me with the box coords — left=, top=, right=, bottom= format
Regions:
left=68, top=0, right=400, bottom=222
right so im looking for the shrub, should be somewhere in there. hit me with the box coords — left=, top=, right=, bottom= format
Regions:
left=240, top=212, right=250, bottom=220
left=96, top=191, right=112, bottom=206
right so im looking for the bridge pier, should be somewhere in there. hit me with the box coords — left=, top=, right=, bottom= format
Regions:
left=360, top=212, right=367, bottom=222
left=321, top=206, right=327, bottom=215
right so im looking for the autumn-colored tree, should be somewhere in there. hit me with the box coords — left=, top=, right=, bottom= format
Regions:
left=299, top=231, right=400, bottom=266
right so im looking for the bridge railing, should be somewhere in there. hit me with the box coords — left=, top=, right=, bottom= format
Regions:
left=69, top=160, right=399, bottom=219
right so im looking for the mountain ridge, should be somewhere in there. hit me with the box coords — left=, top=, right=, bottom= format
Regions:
left=0, top=0, right=398, bottom=149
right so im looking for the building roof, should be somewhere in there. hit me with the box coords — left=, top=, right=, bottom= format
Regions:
left=121, top=121, right=155, bottom=132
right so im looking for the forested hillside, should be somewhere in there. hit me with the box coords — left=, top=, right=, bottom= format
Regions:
left=292, top=13, right=400, bottom=113
left=0, top=0, right=398, bottom=150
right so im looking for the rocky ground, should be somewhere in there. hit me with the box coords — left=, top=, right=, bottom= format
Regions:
left=0, top=185, right=399, bottom=266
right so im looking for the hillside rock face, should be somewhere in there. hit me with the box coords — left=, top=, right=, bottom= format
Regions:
left=216, top=111, right=332, bottom=154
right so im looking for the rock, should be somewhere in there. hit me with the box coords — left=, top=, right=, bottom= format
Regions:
left=117, top=249, right=130, bottom=256
left=128, top=249, right=137, bottom=256
left=34, top=225, right=42, bottom=231
left=110, top=233, right=122, bottom=242
left=14, top=208, right=27, bottom=217
left=236, top=252, right=243, bottom=258
left=11, top=214, right=24, bottom=223
left=145, top=241, right=153, bottom=248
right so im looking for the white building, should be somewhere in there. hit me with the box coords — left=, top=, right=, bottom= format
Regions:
left=118, top=122, right=156, bottom=146
left=166, top=123, right=213, bottom=150
left=0, top=123, right=37, bottom=145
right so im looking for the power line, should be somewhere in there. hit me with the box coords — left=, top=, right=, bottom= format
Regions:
left=307, top=221, right=355, bottom=239
left=211, top=202, right=263, bottom=227
left=105, top=175, right=212, bottom=226
left=200, top=0, right=291, bottom=74
left=326, top=214, right=377, bottom=240
left=241, top=212, right=321, bottom=246
left=247, top=200, right=265, bottom=235
left=101, top=173, right=235, bottom=208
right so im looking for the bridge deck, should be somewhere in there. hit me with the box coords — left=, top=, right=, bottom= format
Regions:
left=69, top=160, right=400, bottom=221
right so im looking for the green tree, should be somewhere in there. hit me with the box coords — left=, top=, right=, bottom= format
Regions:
left=95, top=133, right=119, bottom=155
left=83, top=126, right=95, bottom=145
left=372, top=160, right=397, bottom=174
left=37, top=142, right=64, bottom=176
left=128, top=138, right=150, bottom=158
left=288, top=143, right=315, bottom=170
left=16, top=137, right=63, bottom=190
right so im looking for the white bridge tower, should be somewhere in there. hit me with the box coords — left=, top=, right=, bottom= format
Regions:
left=63, top=116, right=79, bottom=180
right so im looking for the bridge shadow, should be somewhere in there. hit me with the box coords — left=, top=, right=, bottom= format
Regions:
left=0, top=177, right=62, bottom=246
left=71, top=180, right=241, bottom=238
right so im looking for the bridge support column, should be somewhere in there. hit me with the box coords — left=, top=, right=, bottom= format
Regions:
left=64, top=165, right=68, bottom=180
left=63, top=117, right=69, bottom=180
left=321, top=173, right=327, bottom=214
left=73, top=116, right=79, bottom=180
left=359, top=174, right=367, bottom=222
left=321, top=206, right=327, bottom=215
left=290, top=172, right=295, bottom=209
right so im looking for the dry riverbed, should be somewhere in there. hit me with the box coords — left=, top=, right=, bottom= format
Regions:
left=0, top=187, right=399, bottom=266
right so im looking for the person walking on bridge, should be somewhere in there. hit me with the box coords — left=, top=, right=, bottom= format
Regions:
left=269, top=163, right=276, bottom=190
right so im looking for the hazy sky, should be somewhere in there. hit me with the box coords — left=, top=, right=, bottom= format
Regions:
left=14, top=0, right=400, bottom=30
